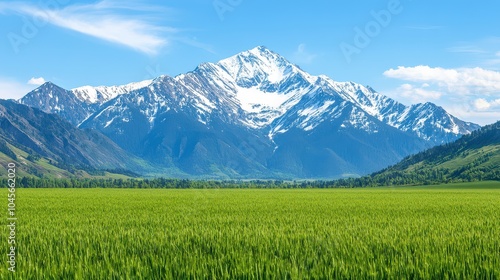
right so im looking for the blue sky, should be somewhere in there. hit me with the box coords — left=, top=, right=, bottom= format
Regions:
left=1, top=0, right=499, bottom=125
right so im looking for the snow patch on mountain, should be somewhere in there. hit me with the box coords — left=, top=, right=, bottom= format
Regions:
left=72, top=79, right=152, bottom=103
left=20, top=46, right=480, bottom=146
left=236, top=87, right=292, bottom=112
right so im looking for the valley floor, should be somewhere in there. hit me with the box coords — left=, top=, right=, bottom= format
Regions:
left=3, top=181, right=500, bottom=278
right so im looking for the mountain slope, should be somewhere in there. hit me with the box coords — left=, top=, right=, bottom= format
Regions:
left=72, top=79, right=152, bottom=104
left=0, top=100, right=149, bottom=174
left=19, top=82, right=93, bottom=126
left=369, top=121, right=500, bottom=184
left=0, top=139, right=88, bottom=178
left=268, top=104, right=429, bottom=177
left=16, top=46, right=481, bottom=179
left=20, top=80, right=153, bottom=126
left=79, top=77, right=275, bottom=178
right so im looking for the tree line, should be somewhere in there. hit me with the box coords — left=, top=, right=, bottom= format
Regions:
left=2, top=168, right=498, bottom=189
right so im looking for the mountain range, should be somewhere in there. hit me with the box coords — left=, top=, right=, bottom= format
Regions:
left=16, top=46, right=481, bottom=179
left=0, top=99, right=155, bottom=178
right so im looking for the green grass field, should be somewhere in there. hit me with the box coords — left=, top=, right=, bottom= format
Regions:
left=2, top=181, right=500, bottom=279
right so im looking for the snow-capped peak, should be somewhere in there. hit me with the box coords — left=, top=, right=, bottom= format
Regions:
left=217, top=46, right=315, bottom=86
left=71, top=79, right=153, bottom=103
left=19, top=47, right=479, bottom=146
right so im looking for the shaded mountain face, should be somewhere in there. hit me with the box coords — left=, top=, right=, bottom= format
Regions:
left=20, top=80, right=152, bottom=126
left=0, top=100, right=145, bottom=172
left=19, top=82, right=94, bottom=126
left=17, top=46, right=481, bottom=179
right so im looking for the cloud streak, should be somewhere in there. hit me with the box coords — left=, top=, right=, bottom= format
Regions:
left=474, top=98, right=500, bottom=111
left=446, top=46, right=487, bottom=54
left=384, top=65, right=500, bottom=95
left=28, top=77, right=46, bottom=85
left=0, top=0, right=173, bottom=55
left=383, top=65, right=500, bottom=125
left=446, top=38, right=500, bottom=69
left=396, top=83, right=442, bottom=103
left=0, top=78, right=36, bottom=100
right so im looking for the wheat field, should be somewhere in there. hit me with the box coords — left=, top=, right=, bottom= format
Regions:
left=2, top=182, right=499, bottom=279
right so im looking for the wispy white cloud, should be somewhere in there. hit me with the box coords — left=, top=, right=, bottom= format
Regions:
left=447, top=46, right=487, bottom=54
left=447, top=38, right=500, bottom=68
left=446, top=103, right=500, bottom=126
left=27, top=77, right=46, bottom=86
left=474, top=98, right=491, bottom=110
left=473, top=98, right=500, bottom=111
left=175, top=37, right=216, bottom=54
left=290, top=44, right=317, bottom=65
left=384, top=65, right=500, bottom=95
left=396, top=83, right=442, bottom=103
left=383, top=65, right=500, bottom=125
left=488, top=51, right=500, bottom=66
left=0, top=1, right=174, bottom=55
left=0, top=78, right=36, bottom=100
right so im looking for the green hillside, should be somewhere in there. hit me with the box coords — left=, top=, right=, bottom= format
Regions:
left=0, top=141, right=71, bottom=178
left=368, top=121, right=499, bottom=185
left=0, top=100, right=154, bottom=175
left=0, top=140, right=136, bottom=179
